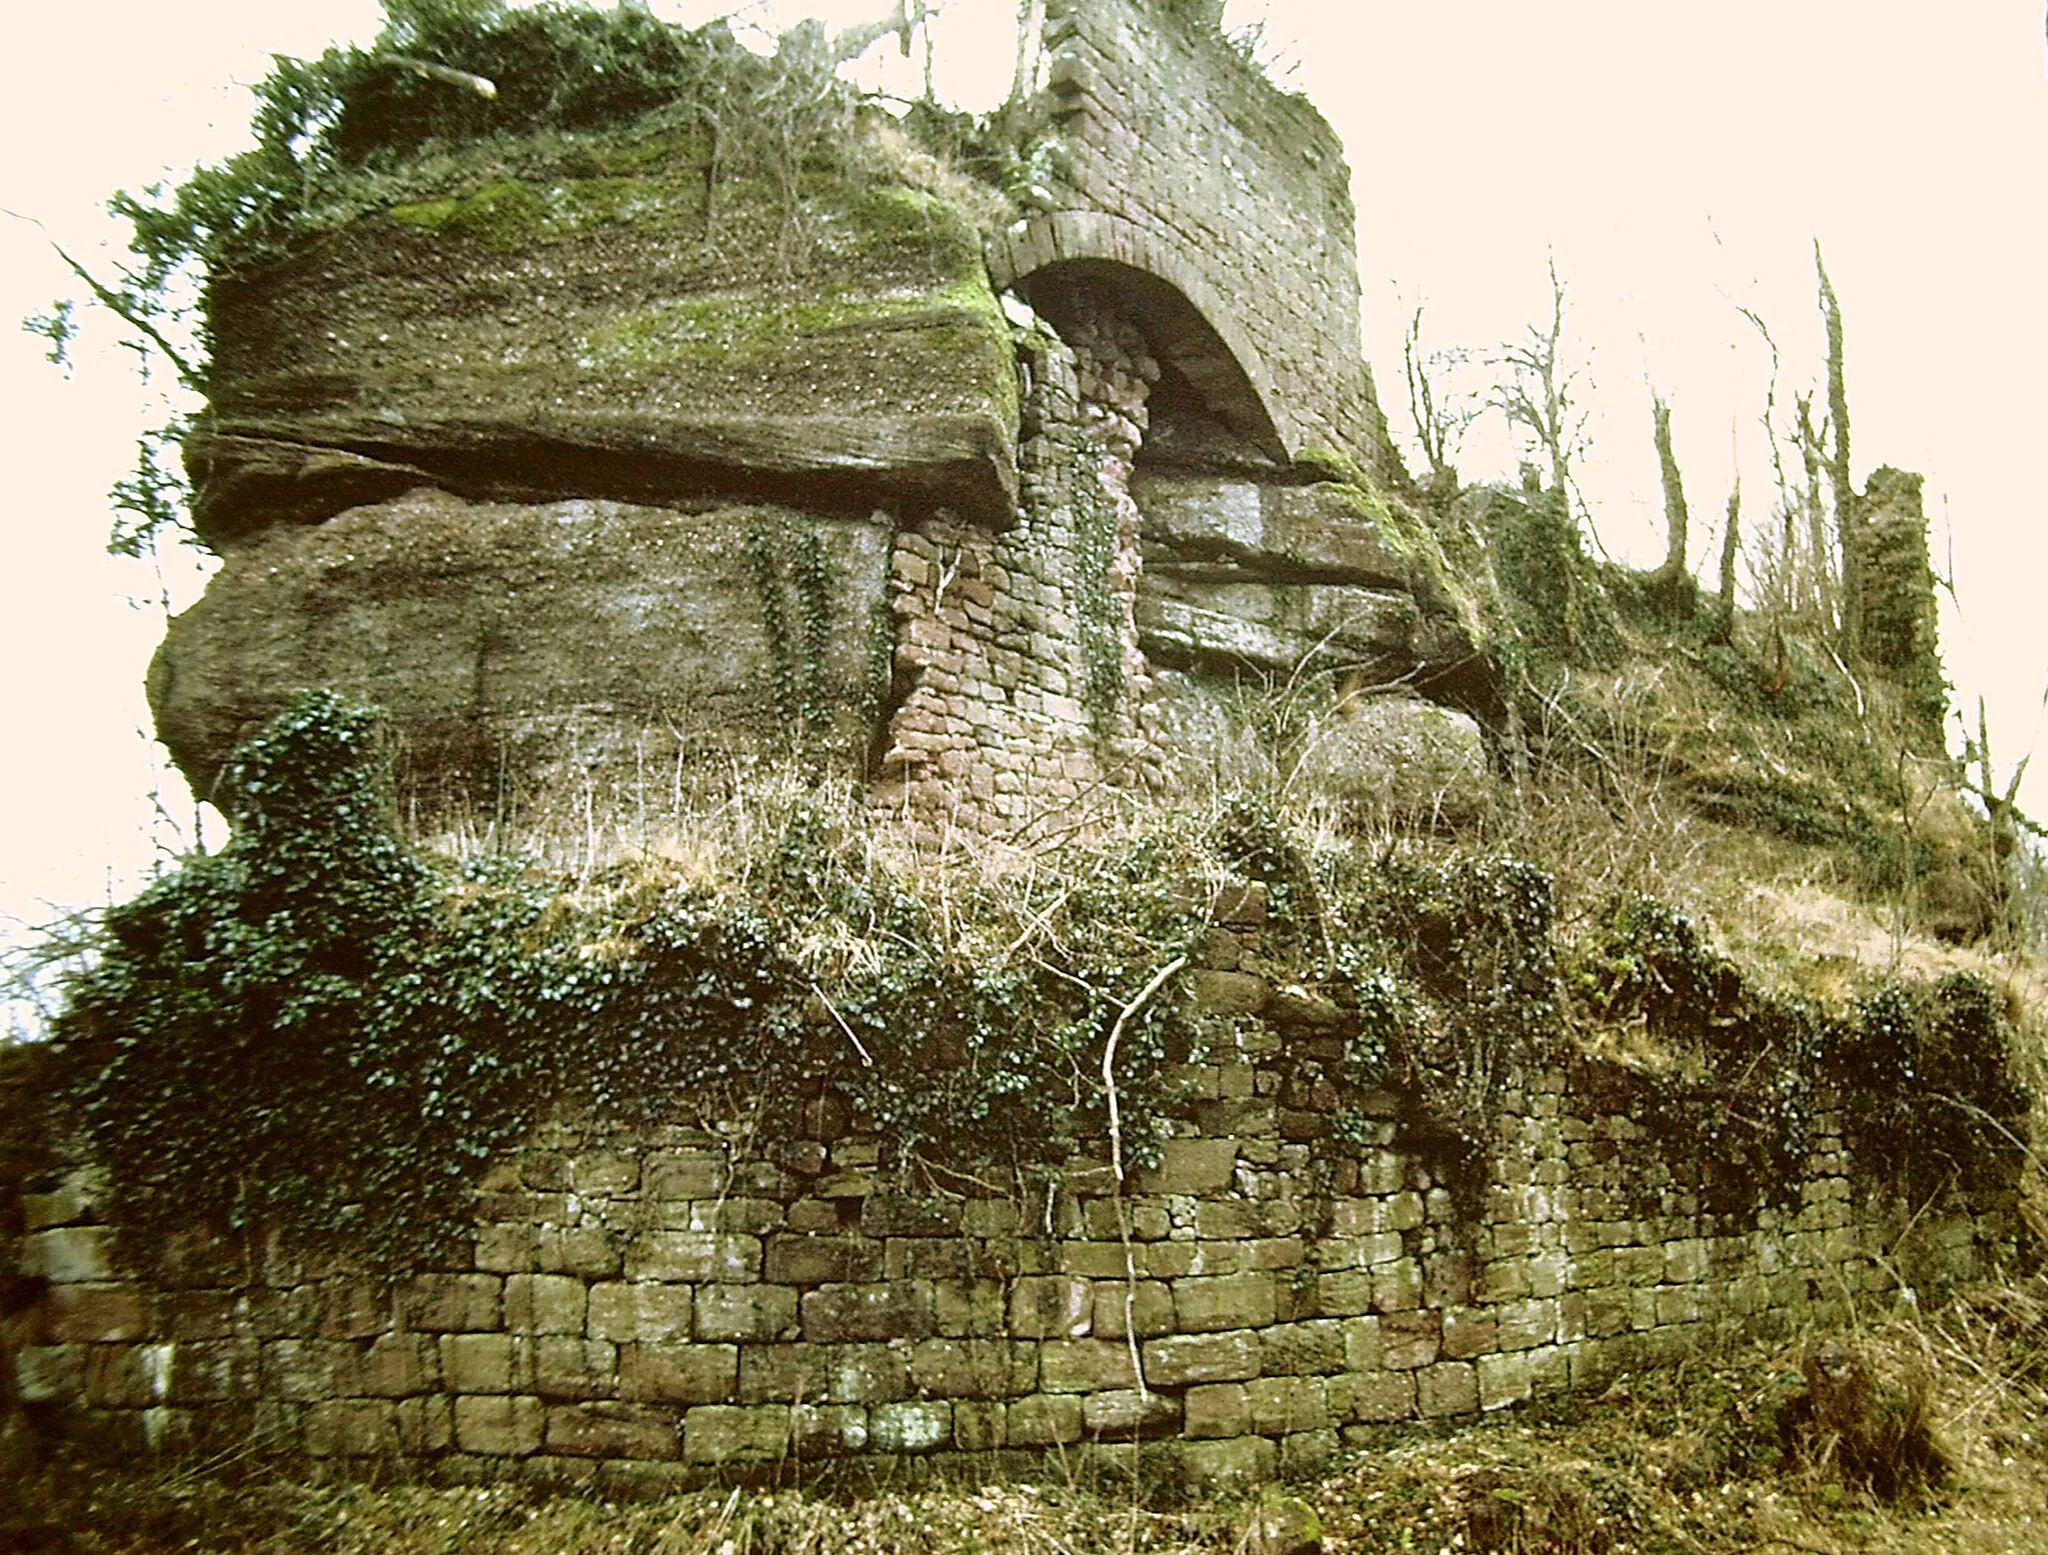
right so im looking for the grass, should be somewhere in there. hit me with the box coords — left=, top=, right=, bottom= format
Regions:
left=5, top=1278, right=2044, bottom=1553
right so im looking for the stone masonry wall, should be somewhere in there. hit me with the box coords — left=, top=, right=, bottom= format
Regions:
left=12, top=888, right=2015, bottom=1492
left=874, top=314, right=1168, bottom=837
left=990, top=0, right=1394, bottom=472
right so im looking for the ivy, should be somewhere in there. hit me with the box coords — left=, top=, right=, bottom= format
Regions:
left=57, top=692, right=1207, bottom=1275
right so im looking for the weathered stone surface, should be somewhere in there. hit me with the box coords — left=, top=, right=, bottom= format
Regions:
left=695, top=1285, right=800, bottom=1344
left=1082, top=1387, right=1180, bottom=1439
left=1143, top=1331, right=1260, bottom=1387
left=401, top=1274, right=502, bottom=1333
left=619, top=1343, right=734, bottom=1406
left=23, top=1227, right=112, bottom=1284
left=588, top=1284, right=693, bottom=1345
left=1173, top=1274, right=1276, bottom=1333
left=1137, top=477, right=1410, bottom=586
left=150, top=492, right=895, bottom=802
left=1137, top=574, right=1418, bottom=679
left=682, top=1404, right=789, bottom=1464
left=790, top=1403, right=869, bottom=1457
left=1286, top=695, right=1493, bottom=828
left=42, top=1284, right=148, bottom=1343
left=1005, top=1393, right=1084, bottom=1447
left=196, top=168, right=1017, bottom=546
left=454, top=1394, right=545, bottom=1456
left=800, top=1283, right=933, bottom=1344
left=305, top=1399, right=400, bottom=1457
left=547, top=1402, right=680, bottom=1460
left=1008, top=1276, right=1093, bottom=1340
left=869, top=1400, right=952, bottom=1453
left=1131, top=1139, right=1239, bottom=1196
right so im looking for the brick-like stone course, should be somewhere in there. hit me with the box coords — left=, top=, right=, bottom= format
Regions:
left=11, top=906, right=2017, bottom=1492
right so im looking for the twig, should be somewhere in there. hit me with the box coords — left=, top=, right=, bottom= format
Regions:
left=5, top=209, right=202, bottom=388
left=809, top=979, right=874, bottom=1067
left=1102, top=954, right=1186, bottom=1402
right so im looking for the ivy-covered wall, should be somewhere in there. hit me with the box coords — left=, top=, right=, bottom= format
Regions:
left=7, top=702, right=2028, bottom=1487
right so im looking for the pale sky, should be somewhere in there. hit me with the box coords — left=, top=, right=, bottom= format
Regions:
left=3, top=1, right=2045, bottom=1004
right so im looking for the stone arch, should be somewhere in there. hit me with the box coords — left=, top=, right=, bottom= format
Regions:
left=987, top=211, right=1289, bottom=463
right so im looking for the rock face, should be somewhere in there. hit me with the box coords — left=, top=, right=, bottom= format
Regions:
left=152, top=0, right=1499, bottom=835
left=151, top=490, right=894, bottom=807
left=193, top=175, right=1018, bottom=545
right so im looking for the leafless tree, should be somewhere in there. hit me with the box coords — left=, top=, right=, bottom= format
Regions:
left=1403, top=304, right=1477, bottom=490
left=1493, top=257, right=1594, bottom=546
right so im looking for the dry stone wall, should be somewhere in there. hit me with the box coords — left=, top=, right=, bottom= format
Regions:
left=13, top=890, right=2014, bottom=1491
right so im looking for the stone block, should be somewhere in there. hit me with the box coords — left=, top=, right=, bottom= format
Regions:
left=625, top=1232, right=758, bottom=1284
left=1248, top=1375, right=1328, bottom=1435
left=860, top=1192, right=962, bottom=1238
left=1417, top=1362, right=1478, bottom=1419
left=765, top=1236, right=883, bottom=1286
left=1477, top=1351, right=1534, bottom=1411
left=683, top=1405, right=790, bottom=1463
left=935, top=1279, right=1007, bottom=1337
left=532, top=1337, right=618, bottom=1401
left=476, top=1223, right=539, bottom=1273
left=1174, top=1272, right=1276, bottom=1332
left=1131, top=1138, right=1239, bottom=1196
left=454, top=1394, right=545, bottom=1456
left=1316, top=1271, right=1375, bottom=1316
left=1185, top=1382, right=1250, bottom=1439
left=264, top=1339, right=356, bottom=1401
left=1039, top=1338, right=1141, bottom=1394
left=397, top=1395, right=455, bottom=1455
left=908, top=1338, right=1031, bottom=1399
left=42, top=1283, right=148, bottom=1343
left=1177, top=1434, right=1275, bottom=1494
left=1496, top=1299, right=1559, bottom=1351
left=1380, top=1312, right=1440, bottom=1371
left=1143, top=1331, right=1260, bottom=1387
left=1084, top=1388, right=1180, bottom=1439
left=506, top=1274, right=587, bottom=1336
left=16, top=1345, right=85, bottom=1403
left=953, top=1398, right=1007, bottom=1452
left=1008, top=1275, right=1092, bottom=1339
left=547, top=1402, right=679, bottom=1460
left=1372, top=1258, right=1423, bottom=1313
left=695, top=1285, right=800, bottom=1344
left=1093, top=1279, right=1175, bottom=1339
left=569, top=1153, right=640, bottom=1196
left=84, top=1343, right=172, bottom=1407
left=1006, top=1394, right=1084, bottom=1447
left=619, top=1342, right=734, bottom=1405
left=791, top=1403, right=870, bottom=1458
left=587, top=1283, right=693, bottom=1344
left=1280, top=1429, right=1339, bottom=1479
left=1258, top=1319, right=1346, bottom=1376
left=1327, top=1370, right=1416, bottom=1424
left=870, top=1399, right=952, bottom=1453
left=361, top=1335, right=439, bottom=1398
left=304, top=1399, right=400, bottom=1457
left=799, top=1282, right=932, bottom=1343
left=22, top=1170, right=102, bottom=1230
left=1441, top=1308, right=1497, bottom=1361
left=1186, top=970, right=1270, bottom=1016
left=441, top=1333, right=527, bottom=1395
left=24, top=1226, right=112, bottom=1284
left=403, top=1274, right=503, bottom=1332
left=538, top=1226, right=621, bottom=1278
left=168, top=1339, right=262, bottom=1403
left=1316, top=1234, right=1403, bottom=1272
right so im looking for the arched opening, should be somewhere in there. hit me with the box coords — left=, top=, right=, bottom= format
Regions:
left=988, top=213, right=1289, bottom=469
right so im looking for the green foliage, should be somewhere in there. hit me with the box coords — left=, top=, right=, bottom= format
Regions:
left=1568, top=897, right=2029, bottom=1210
left=745, top=515, right=836, bottom=742
left=57, top=692, right=1209, bottom=1274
